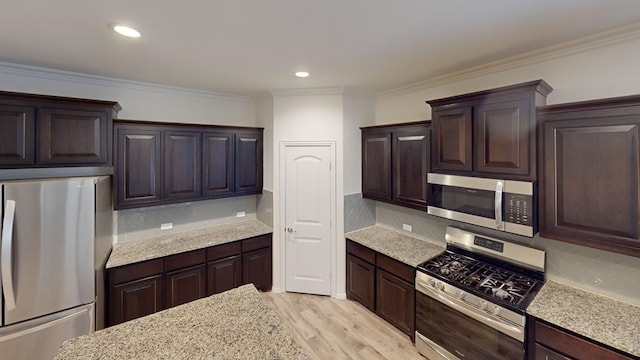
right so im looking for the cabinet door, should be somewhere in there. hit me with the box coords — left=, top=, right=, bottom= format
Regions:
left=362, top=130, right=392, bottom=201
left=541, top=116, right=640, bottom=257
left=203, top=131, right=234, bottom=197
left=392, top=126, right=430, bottom=210
left=164, top=129, right=201, bottom=201
left=533, top=344, right=572, bottom=360
left=475, top=98, right=532, bottom=177
left=37, top=108, right=110, bottom=165
left=0, top=105, right=35, bottom=166
left=165, top=264, right=206, bottom=308
left=115, top=125, right=162, bottom=209
left=346, top=254, right=375, bottom=311
left=235, top=130, right=263, bottom=195
left=432, top=107, right=473, bottom=172
left=376, top=269, right=415, bottom=336
left=110, top=275, right=163, bottom=326
left=242, top=247, right=272, bottom=291
left=207, top=255, right=242, bottom=295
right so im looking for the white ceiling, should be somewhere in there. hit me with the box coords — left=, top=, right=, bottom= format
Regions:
left=1, top=1, right=640, bottom=96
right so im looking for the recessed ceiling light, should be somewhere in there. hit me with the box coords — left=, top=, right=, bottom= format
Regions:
left=111, top=24, right=141, bottom=38
left=295, top=71, right=310, bottom=78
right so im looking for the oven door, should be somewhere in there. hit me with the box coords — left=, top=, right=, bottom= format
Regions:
left=415, top=290, right=524, bottom=360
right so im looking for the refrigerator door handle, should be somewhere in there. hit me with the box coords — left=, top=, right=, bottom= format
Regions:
left=1, top=199, right=17, bottom=310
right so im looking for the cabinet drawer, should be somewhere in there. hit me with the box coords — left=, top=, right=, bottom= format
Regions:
left=207, top=241, right=242, bottom=261
left=376, top=254, right=414, bottom=283
left=165, top=249, right=206, bottom=272
left=111, top=259, right=163, bottom=284
left=535, top=320, right=633, bottom=360
left=346, top=240, right=375, bottom=264
left=242, top=234, right=271, bottom=252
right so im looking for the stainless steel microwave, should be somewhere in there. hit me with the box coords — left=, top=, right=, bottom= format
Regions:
left=427, top=173, right=536, bottom=237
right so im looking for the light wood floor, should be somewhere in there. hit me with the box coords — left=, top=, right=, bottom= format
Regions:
left=262, top=292, right=425, bottom=360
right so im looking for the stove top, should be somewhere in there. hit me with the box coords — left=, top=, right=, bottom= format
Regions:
left=418, top=249, right=543, bottom=310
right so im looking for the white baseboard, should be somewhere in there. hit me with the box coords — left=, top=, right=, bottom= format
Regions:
left=333, top=292, right=347, bottom=300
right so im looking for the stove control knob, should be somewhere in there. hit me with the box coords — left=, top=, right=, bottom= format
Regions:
left=481, top=301, right=488, bottom=310
left=427, top=278, right=436, bottom=287
left=493, top=306, right=501, bottom=316
left=458, top=291, right=465, bottom=299
left=436, top=282, right=445, bottom=291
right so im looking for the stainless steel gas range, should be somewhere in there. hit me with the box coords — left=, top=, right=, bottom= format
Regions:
left=415, top=227, right=545, bottom=360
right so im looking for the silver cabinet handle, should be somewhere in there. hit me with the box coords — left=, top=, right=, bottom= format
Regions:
left=495, top=181, right=504, bottom=230
left=1, top=200, right=17, bottom=310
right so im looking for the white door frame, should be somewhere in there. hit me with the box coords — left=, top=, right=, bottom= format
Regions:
left=279, top=141, right=336, bottom=295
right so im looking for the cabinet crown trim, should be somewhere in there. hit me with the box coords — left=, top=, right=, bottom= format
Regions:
left=426, top=79, right=552, bottom=107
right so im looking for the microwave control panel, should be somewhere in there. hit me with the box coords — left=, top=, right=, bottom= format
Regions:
left=505, top=194, right=533, bottom=226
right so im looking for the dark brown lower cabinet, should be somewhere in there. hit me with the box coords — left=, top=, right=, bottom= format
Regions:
left=107, top=234, right=272, bottom=327
left=527, top=317, right=635, bottom=360
left=345, top=239, right=415, bottom=339
left=165, top=264, right=206, bottom=308
left=534, top=344, right=572, bottom=360
left=376, top=269, right=414, bottom=335
left=111, top=275, right=163, bottom=326
left=242, top=247, right=272, bottom=291
left=207, top=255, right=242, bottom=295
left=346, top=254, right=375, bottom=311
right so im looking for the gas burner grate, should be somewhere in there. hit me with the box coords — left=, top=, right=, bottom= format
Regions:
left=418, top=251, right=542, bottom=308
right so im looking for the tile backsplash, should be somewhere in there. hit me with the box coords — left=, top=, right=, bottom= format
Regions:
left=257, top=190, right=273, bottom=227
left=344, top=193, right=376, bottom=232
left=374, top=202, right=640, bottom=306
left=116, top=195, right=258, bottom=242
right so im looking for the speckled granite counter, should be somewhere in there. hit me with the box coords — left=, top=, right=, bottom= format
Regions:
left=527, top=281, right=640, bottom=357
left=55, top=284, right=310, bottom=360
left=107, top=220, right=272, bottom=269
left=345, top=225, right=444, bottom=267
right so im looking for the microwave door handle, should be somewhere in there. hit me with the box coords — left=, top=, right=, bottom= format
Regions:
left=1, top=199, right=17, bottom=310
left=495, top=181, right=504, bottom=230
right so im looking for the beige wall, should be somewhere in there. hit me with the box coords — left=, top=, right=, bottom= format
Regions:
left=375, top=35, right=640, bottom=124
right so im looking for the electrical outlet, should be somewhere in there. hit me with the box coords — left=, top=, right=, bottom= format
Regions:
left=402, top=223, right=413, bottom=232
left=236, top=211, right=246, bottom=218
left=160, top=222, right=173, bottom=230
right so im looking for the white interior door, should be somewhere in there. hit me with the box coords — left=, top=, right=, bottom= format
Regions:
left=284, top=144, right=333, bottom=295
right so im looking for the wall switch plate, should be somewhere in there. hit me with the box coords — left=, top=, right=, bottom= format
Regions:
left=402, top=223, right=413, bottom=232
left=236, top=211, right=246, bottom=218
left=161, top=222, right=173, bottom=230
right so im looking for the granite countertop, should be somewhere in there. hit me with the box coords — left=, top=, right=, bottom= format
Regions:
left=107, top=220, right=272, bottom=268
left=55, top=284, right=311, bottom=360
left=527, top=280, right=640, bottom=357
left=345, top=225, right=444, bottom=267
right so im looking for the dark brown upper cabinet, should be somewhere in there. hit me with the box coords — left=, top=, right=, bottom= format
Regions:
left=538, top=95, right=640, bottom=258
left=0, top=91, right=120, bottom=168
left=361, top=122, right=430, bottom=211
left=362, top=129, right=392, bottom=201
left=114, top=120, right=263, bottom=210
left=115, top=124, right=162, bottom=208
left=0, top=104, right=35, bottom=166
left=163, top=129, right=201, bottom=201
left=235, top=129, right=263, bottom=195
left=427, top=80, right=552, bottom=181
left=203, top=131, right=234, bottom=197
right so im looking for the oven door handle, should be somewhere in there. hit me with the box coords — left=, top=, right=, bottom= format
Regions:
left=417, top=280, right=523, bottom=341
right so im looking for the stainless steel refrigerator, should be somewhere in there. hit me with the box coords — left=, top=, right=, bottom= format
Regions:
left=0, top=176, right=112, bottom=359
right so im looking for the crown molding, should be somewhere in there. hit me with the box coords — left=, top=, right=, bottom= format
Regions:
left=377, top=22, right=640, bottom=99
left=270, top=87, right=346, bottom=97
left=269, top=86, right=374, bottom=100
left=0, top=61, right=252, bottom=103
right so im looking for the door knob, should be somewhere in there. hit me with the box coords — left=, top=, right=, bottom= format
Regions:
left=286, top=227, right=296, bottom=233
